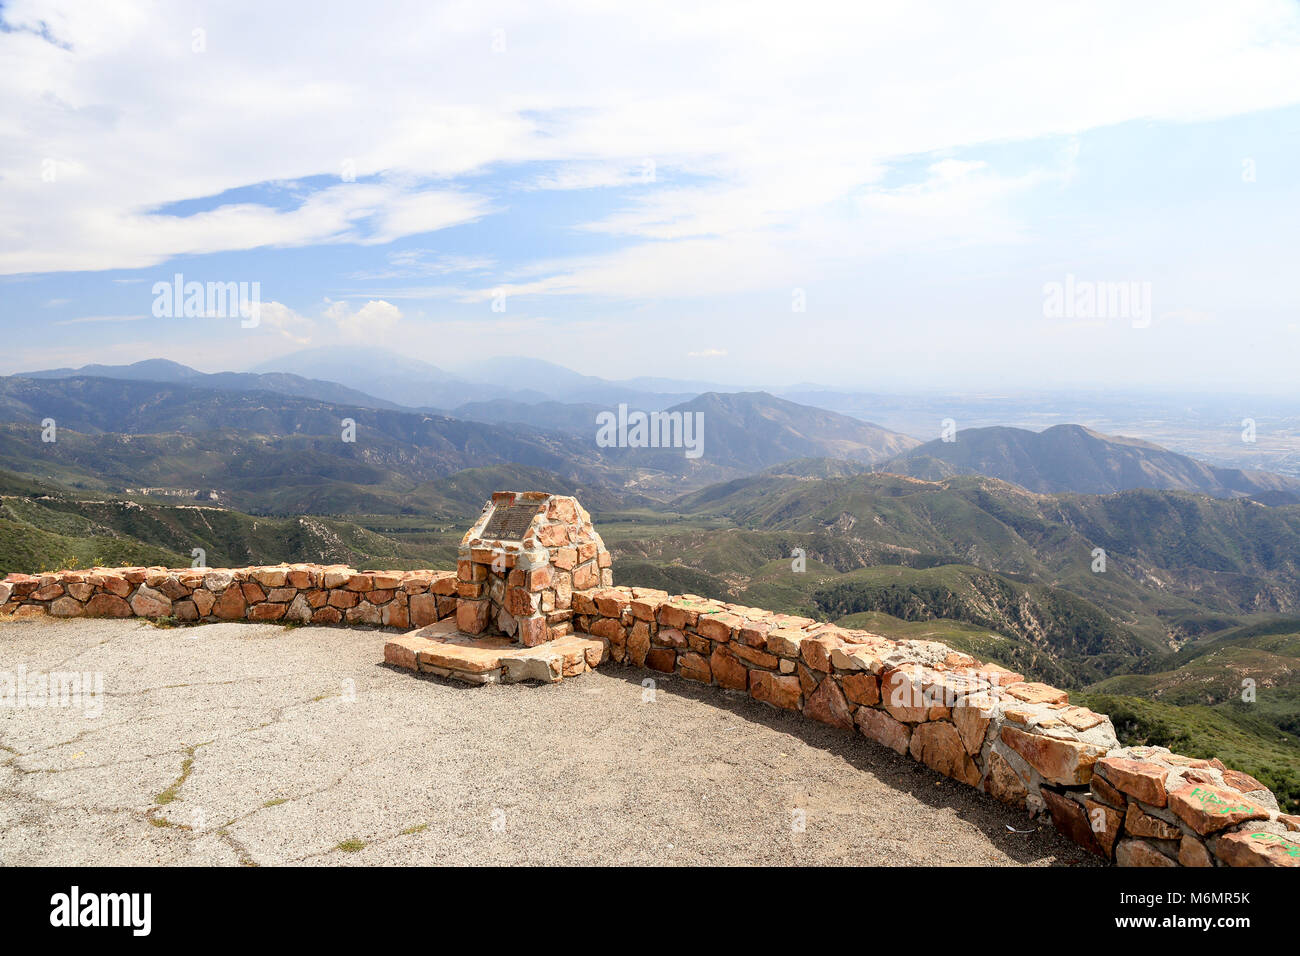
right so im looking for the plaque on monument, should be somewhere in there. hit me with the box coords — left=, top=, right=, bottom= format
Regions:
left=480, top=499, right=543, bottom=541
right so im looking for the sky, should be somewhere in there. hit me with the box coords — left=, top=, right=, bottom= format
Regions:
left=2, top=0, right=1300, bottom=393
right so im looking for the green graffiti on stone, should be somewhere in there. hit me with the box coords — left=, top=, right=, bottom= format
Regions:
left=1188, top=786, right=1253, bottom=816
left=1247, top=832, right=1300, bottom=858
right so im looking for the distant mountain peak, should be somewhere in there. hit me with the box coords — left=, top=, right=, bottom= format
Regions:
left=880, top=423, right=1300, bottom=501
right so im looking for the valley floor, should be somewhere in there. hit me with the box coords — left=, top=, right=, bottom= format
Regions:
left=0, top=619, right=1095, bottom=866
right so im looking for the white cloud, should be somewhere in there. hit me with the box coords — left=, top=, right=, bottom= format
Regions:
left=325, top=299, right=403, bottom=342
left=347, top=250, right=495, bottom=281
left=53, top=313, right=147, bottom=326
left=257, top=301, right=315, bottom=345
left=2, top=0, right=1300, bottom=298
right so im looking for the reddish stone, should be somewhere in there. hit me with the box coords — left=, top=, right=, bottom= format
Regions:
left=856, top=707, right=911, bottom=755
left=1215, top=830, right=1300, bottom=867
left=655, top=627, right=687, bottom=648
left=1041, top=788, right=1104, bottom=856
left=1005, top=682, right=1069, bottom=704
left=97, top=573, right=132, bottom=597
left=250, top=568, right=288, bottom=587
left=1169, top=784, right=1270, bottom=836
left=592, top=588, right=628, bottom=617
left=589, top=618, right=625, bottom=642
left=129, top=584, right=172, bottom=617
left=506, top=587, right=536, bottom=616
left=456, top=599, right=491, bottom=635
left=910, top=721, right=981, bottom=786
left=345, top=602, right=382, bottom=625
left=629, top=594, right=666, bottom=621
left=1095, top=757, right=1170, bottom=807
left=323, top=570, right=351, bottom=588
left=841, top=672, right=880, bottom=707
left=764, top=627, right=803, bottom=657
left=382, top=601, right=409, bottom=629
left=1089, top=771, right=1127, bottom=809
left=803, top=675, right=854, bottom=730
left=984, top=750, right=1028, bottom=809
left=880, top=666, right=929, bottom=723
left=571, top=563, right=599, bottom=589
left=799, top=635, right=836, bottom=673
left=1085, top=799, right=1123, bottom=858
left=170, top=599, right=197, bottom=622
left=312, top=606, right=342, bottom=624
left=84, top=593, right=132, bottom=618
left=709, top=648, right=748, bottom=690
left=731, top=642, right=779, bottom=669
left=1124, top=802, right=1181, bottom=840
left=1178, top=837, right=1214, bottom=868
left=952, top=694, right=995, bottom=755
left=156, top=576, right=191, bottom=600
left=212, top=587, right=247, bottom=620
left=328, top=589, right=360, bottom=609
left=749, top=671, right=801, bottom=710
left=286, top=569, right=314, bottom=588
left=678, top=651, right=711, bottom=683
left=697, top=612, right=738, bottom=642
left=192, top=589, right=216, bottom=617
left=658, top=601, right=700, bottom=629
left=1115, top=839, right=1178, bottom=868
left=409, top=593, right=438, bottom=627
left=518, top=615, right=549, bottom=647
left=248, top=602, right=286, bottom=621
left=627, top=621, right=651, bottom=667
left=49, top=596, right=83, bottom=617
left=1001, top=725, right=1104, bottom=786
left=646, top=648, right=676, bottom=673
left=1222, top=768, right=1268, bottom=794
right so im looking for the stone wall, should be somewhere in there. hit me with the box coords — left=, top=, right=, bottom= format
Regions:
left=0, top=565, right=459, bottom=628
left=3, top=565, right=1298, bottom=867
left=573, top=585, right=1300, bottom=869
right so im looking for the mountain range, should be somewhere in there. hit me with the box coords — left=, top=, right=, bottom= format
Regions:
left=881, top=423, right=1300, bottom=503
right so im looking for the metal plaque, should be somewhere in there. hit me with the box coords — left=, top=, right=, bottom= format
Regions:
left=480, top=500, right=542, bottom=541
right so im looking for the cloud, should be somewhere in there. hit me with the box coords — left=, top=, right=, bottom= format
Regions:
left=346, top=249, right=496, bottom=281
left=257, top=301, right=315, bottom=345
left=324, top=299, right=402, bottom=342
left=2, top=0, right=1300, bottom=309
left=53, top=313, right=147, bottom=326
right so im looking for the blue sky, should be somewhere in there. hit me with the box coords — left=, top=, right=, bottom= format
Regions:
left=2, top=0, right=1300, bottom=392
